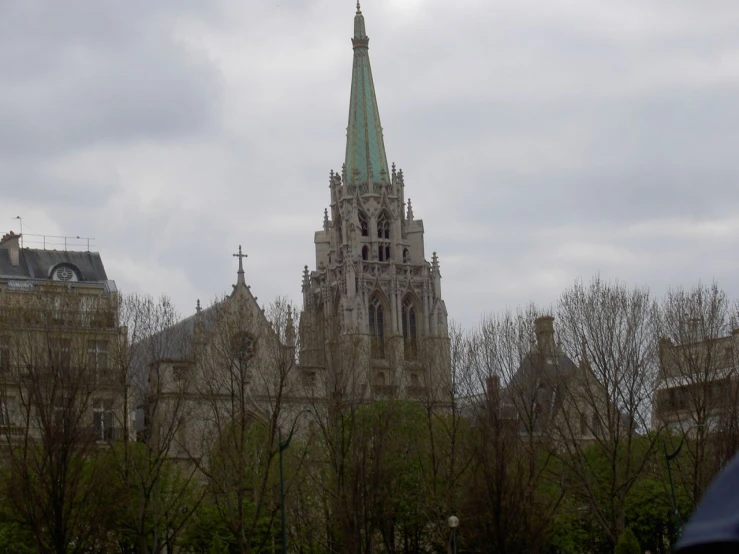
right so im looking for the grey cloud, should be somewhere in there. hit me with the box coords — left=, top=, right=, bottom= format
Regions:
left=2, top=0, right=739, bottom=329
left=0, top=2, right=221, bottom=162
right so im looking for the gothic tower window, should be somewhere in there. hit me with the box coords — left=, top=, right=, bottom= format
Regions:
left=377, top=212, right=391, bottom=262
left=362, top=245, right=369, bottom=261
left=368, top=296, right=385, bottom=359
left=359, top=212, right=369, bottom=237
left=402, top=297, right=418, bottom=361
left=403, top=248, right=410, bottom=263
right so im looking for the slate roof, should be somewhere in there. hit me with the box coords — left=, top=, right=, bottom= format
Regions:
left=504, top=351, right=579, bottom=431
left=0, top=248, right=109, bottom=282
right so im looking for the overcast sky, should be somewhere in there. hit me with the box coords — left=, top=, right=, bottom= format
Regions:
left=1, top=0, right=738, bottom=327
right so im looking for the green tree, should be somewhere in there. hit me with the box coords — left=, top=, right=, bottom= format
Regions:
left=614, top=527, right=640, bottom=554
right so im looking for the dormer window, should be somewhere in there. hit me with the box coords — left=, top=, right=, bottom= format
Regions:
left=51, top=264, right=80, bottom=282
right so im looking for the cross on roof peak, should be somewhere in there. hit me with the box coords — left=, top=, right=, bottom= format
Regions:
left=233, top=245, right=247, bottom=285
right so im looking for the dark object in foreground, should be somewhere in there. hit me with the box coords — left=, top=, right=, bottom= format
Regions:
left=676, top=453, right=739, bottom=552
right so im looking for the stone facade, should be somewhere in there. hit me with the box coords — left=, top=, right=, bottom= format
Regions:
left=654, top=325, right=739, bottom=435
left=0, top=231, right=127, bottom=449
left=299, top=4, right=451, bottom=404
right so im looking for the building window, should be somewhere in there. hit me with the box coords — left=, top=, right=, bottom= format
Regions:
left=87, top=340, right=109, bottom=379
left=580, top=412, right=588, bottom=436
left=231, top=332, right=255, bottom=363
left=592, top=414, right=602, bottom=436
left=360, top=212, right=369, bottom=237
left=51, top=264, right=79, bottom=282
left=362, top=245, right=369, bottom=261
left=410, top=373, right=420, bottom=387
left=0, top=337, right=9, bottom=372
left=375, top=371, right=386, bottom=386
left=402, top=298, right=417, bottom=361
left=403, top=248, right=410, bottom=263
left=53, top=401, right=66, bottom=432
left=0, top=398, right=14, bottom=426
left=369, top=296, right=385, bottom=359
left=302, top=371, right=317, bottom=388
left=172, top=365, right=188, bottom=383
left=93, top=399, right=114, bottom=441
left=51, top=339, right=71, bottom=374
left=377, top=212, right=391, bottom=262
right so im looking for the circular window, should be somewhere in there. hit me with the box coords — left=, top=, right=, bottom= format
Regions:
left=52, top=265, right=79, bottom=282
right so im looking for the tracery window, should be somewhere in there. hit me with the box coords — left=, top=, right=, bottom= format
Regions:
left=402, top=298, right=417, bottom=361
left=359, top=212, right=369, bottom=237
left=231, top=332, right=255, bottom=363
left=377, top=212, right=391, bottom=262
left=368, top=296, right=385, bottom=359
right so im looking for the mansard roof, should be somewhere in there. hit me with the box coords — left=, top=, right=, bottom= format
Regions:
left=0, top=247, right=110, bottom=283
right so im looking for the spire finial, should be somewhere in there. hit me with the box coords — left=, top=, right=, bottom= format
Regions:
left=233, top=245, right=248, bottom=286
left=196, top=299, right=202, bottom=314
left=356, top=1, right=361, bottom=14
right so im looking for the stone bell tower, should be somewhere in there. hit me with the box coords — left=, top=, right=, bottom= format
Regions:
left=299, top=3, right=450, bottom=403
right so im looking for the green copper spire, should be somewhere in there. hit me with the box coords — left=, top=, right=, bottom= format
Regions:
left=344, top=2, right=389, bottom=186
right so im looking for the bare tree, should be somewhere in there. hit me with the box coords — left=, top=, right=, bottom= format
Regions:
left=108, top=293, right=202, bottom=553
left=460, top=307, right=563, bottom=552
left=553, top=277, right=661, bottom=546
left=654, top=283, right=739, bottom=508
left=0, top=288, right=122, bottom=553
left=192, top=293, right=300, bottom=554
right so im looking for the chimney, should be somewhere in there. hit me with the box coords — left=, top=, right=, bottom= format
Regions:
left=534, top=316, right=555, bottom=357
left=0, top=231, right=21, bottom=266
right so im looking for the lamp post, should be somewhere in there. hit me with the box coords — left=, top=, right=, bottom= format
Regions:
left=278, top=410, right=310, bottom=554
left=448, top=515, right=459, bottom=554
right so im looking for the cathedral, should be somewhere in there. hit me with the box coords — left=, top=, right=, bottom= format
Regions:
left=0, top=1, right=453, bottom=480
left=131, top=3, right=453, bottom=463
left=297, top=3, right=451, bottom=403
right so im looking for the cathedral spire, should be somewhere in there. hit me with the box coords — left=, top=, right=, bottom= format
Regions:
left=345, top=3, right=389, bottom=186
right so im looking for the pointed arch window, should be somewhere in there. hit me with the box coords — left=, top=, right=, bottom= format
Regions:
left=377, top=212, right=391, bottom=262
left=368, top=296, right=385, bottom=359
left=403, top=248, right=410, bottom=264
left=377, top=213, right=390, bottom=239
left=231, top=332, right=255, bottom=364
left=362, top=245, right=369, bottom=261
left=359, top=212, right=369, bottom=237
left=402, top=298, right=418, bottom=361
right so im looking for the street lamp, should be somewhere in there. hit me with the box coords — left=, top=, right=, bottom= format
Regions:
left=278, top=409, right=311, bottom=554
left=448, top=515, right=459, bottom=554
